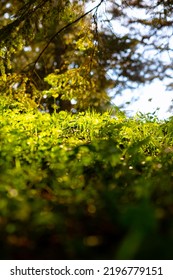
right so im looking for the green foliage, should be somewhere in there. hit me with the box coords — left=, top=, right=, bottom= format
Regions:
left=44, top=65, right=110, bottom=111
left=1, top=102, right=173, bottom=259
left=0, top=0, right=112, bottom=112
left=1, top=0, right=172, bottom=112
left=1, top=0, right=173, bottom=260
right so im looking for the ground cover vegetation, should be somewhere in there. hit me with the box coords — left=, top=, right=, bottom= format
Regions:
left=1, top=101, right=173, bottom=259
left=1, top=0, right=173, bottom=259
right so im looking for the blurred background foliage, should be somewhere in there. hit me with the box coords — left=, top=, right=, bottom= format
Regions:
left=1, top=0, right=173, bottom=112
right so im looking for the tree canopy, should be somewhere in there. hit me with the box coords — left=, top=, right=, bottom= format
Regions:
left=0, top=0, right=173, bottom=112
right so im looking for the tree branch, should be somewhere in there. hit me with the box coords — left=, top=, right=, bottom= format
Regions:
left=32, top=0, right=105, bottom=69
